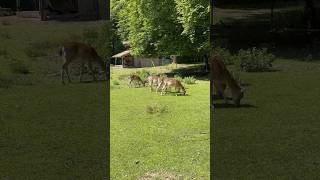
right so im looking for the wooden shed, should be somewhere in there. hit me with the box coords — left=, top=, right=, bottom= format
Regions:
left=112, top=50, right=171, bottom=68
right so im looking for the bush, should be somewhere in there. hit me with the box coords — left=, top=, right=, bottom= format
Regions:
left=135, top=69, right=150, bottom=81
left=174, top=74, right=183, bottom=82
left=235, top=47, right=275, bottom=72
left=146, top=104, right=168, bottom=114
left=211, top=47, right=234, bottom=65
left=9, top=57, right=30, bottom=74
left=183, top=76, right=196, bottom=84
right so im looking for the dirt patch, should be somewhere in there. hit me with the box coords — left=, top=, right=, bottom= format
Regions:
left=138, top=171, right=184, bottom=180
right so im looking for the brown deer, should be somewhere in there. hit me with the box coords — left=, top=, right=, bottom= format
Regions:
left=157, top=78, right=186, bottom=96
left=60, top=42, right=106, bottom=84
left=128, top=74, right=144, bottom=87
left=210, top=56, right=244, bottom=107
left=146, top=75, right=163, bottom=91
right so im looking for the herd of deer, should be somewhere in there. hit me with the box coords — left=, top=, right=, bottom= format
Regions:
left=128, top=74, right=186, bottom=96
left=58, top=42, right=244, bottom=106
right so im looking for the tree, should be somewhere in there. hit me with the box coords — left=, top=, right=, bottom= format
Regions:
left=111, top=0, right=210, bottom=58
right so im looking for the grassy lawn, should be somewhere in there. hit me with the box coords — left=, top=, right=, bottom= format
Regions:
left=110, top=66, right=210, bottom=179
left=213, top=59, right=320, bottom=179
left=0, top=17, right=108, bottom=179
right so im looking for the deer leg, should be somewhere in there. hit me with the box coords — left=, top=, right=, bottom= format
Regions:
left=156, top=83, right=162, bottom=93
left=62, top=62, right=71, bottom=83
left=128, top=79, right=133, bottom=87
left=88, top=62, right=97, bottom=82
left=65, top=66, right=72, bottom=83
left=214, top=82, right=226, bottom=99
left=79, top=62, right=84, bottom=82
left=61, top=68, right=65, bottom=84
left=161, top=84, right=167, bottom=95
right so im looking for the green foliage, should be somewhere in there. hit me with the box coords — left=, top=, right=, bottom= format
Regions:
left=175, top=0, right=210, bottom=54
left=111, top=0, right=209, bottom=56
left=135, top=69, right=150, bottom=81
left=235, top=47, right=275, bottom=72
left=174, top=74, right=184, bottom=82
left=211, top=47, right=234, bottom=65
left=183, top=76, right=197, bottom=84
left=82, top=23, right=113, bottom=63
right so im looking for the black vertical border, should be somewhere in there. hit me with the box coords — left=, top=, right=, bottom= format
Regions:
left=209, top=0, right=214, bottom=179
left=105, top=0, right=111, bottom=179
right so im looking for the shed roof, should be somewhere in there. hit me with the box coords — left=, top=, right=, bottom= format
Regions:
left=112, top=50, right=132, bottom=58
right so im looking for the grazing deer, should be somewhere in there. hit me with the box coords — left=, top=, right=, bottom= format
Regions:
left=210, top=56, right=244, bottom=107
left=128, top=74, right=144, bottom=87
left=60, top=42, right=106, bottom=84
left=157, top=78, right=186, bottom=96
left=147, top=75, right=163, bottom=91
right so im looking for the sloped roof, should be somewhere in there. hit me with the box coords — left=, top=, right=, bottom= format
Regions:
left=112, top=50, right=132, bottom=58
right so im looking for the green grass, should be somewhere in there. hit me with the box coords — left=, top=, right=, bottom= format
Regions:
left=0, top=17, right=108, bottom=179
left=110, top=67, right=210, bottom=179
left=213, top=59, right=320, bottom=179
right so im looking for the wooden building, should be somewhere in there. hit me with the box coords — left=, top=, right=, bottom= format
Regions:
left=112, top=50, right=171, bottom=68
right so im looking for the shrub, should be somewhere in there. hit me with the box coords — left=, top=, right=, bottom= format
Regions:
left=183, top=76, right=196, bottom=84
left=146, top=104, right=168, bottom=114
left=9, top=57, right=30, bottom=74
left=211, top=47, right=234, bottom=65
left=135, top=69, right=150, bottom=81
left=174, top=74, right=183, bottom=82
left=235, top=47, right=275, bottom=72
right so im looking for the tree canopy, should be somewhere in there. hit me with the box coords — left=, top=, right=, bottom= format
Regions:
left=111, top=0, right=209, bottom=57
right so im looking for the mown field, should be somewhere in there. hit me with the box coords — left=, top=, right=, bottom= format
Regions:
left=110, top=66, right=210, bottom=179
left=0, top=17, right=108, bottom=179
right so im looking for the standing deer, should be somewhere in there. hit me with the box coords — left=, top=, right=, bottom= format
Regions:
left=60, top=42, right=106, bottom=84
left=146, top=75, right=163, bottom=91
left=128, top=74, right=145, bottom=87
left=210, top=55, right=244, bottom=107
left=157, top=78, right=186, bottom=96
